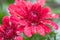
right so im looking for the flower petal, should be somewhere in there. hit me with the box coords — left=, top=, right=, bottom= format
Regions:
left=31, top=26, right=37, bottom=34
left=19, top=20, right=27, bottom=26
left=37, top=0, right=46, bottom=6
left=0, top=37, right=3, bottom=40
left=40, top=24, right=51, bottom=33
left=42, top=20, right=58, bottom=30
left=24, top=26, right=32, bottom=37
left=2, top=16, right=9, bottom=26
left=14, top=36, right=23, bottom=40
left=16, top=26, right=24, bottom=35
left=0, top=25, right=4, bottom=32
left=41, top=6, right=51, bottom=19
left=26, top=1, right=32, bottom=10
left=8, top=4, right=28, bottom=18
left=15, top=0, right=24, bottom=5
left=47, top=13, right=59, bottom=19
left=37, top=25, right=45, bottom=36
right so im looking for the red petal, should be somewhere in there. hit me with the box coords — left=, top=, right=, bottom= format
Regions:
left=31, top=3, right=41, bottom=12
left=0, top=37, right=3, bottom=40
left=41, top=6, right=51, bottom=14
left=40, top=24, right=51, bottom=33
left=2, top=16, right=9, bottom=26
left=0, top=25, right=4, bottom=32
left=24, top=26, right=32, bottom=37
left=16, top=26, right=24, bottom=35
left=19, top=20, right=27, bottom=26
left=37, top=25, right=45, bottom=36
left=41, top=6, right=51, bottom=19
left=31, top=26, right=37, bottom=34
left=10, top=16, right=20, bottom=25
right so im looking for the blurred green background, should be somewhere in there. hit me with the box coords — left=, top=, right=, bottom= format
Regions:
left=0, top=0, right=60, bottom=40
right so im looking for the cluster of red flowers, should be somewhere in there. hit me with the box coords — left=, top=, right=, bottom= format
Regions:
left=0, top=0, right=59, bottom=40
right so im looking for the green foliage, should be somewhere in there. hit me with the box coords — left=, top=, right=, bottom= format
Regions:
left=0, top=12, right=5, bottom=24
left=23, top=31, right=57, bottom=40
left=6, top=0, right=14, bottom=4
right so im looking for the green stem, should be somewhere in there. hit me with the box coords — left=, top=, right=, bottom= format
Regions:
left=54, top=34, right=56, bottom=40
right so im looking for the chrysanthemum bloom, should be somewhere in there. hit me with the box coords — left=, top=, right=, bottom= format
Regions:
left=8, top=0, right=59, bottom=37
left=0, top=16, right=23, bottom=40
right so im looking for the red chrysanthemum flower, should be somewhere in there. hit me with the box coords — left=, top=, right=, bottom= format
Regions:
left=0, top=16, right=23, bottom=40
left=8, top=0, right=59, bottom=37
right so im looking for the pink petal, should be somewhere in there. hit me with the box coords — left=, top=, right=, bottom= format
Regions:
left=10, top=16, right=20, bottom=22
left=8, top=4, right=19, bottom=16
left=26, top=1, right=32, bottom=10
left=37, top=25, right=45, bottom=36
left=10, top=16, right=20, bottom=25
left=15, top=0, right=24, bottom=4
left=16, top=26, right=24, bottom=35
left=0, top=25, right=4, bottom=32
left=42, top=20, right=58, bottom=30
left=24, top=26, right=32, bottom=37
left=19, top=20, right=27, bottom=26
left=14, top=36, right=23, bottom=40
left=40, top=24, right=51, bottom=33
left=31, top=26, right=37, bottom=34
left=47, top=13, right=59, bottom=19
left=8, top=4, right=28, bottom=18
left=37, top=0, right=46, bottom=7
left=2, top=16, right=9, bottom=26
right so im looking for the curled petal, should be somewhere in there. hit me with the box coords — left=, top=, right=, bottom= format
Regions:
left=37, top=25, right=45, bottom=36
left=10, top=16, right=20, bottom=25
left=41, top=6, right=51, bottom=19
left=10, top=16, right=27, bottom=26
left=47, top=13, right=59, bottom=19
left=37, top=0, right=46, bottom=6
left=10, top=16, right=20, bottom=22
left=2, top=16, right=9, bottom=26
left=31, top=3, right=41, bottom=12
left=31, top=26, right=37, bottom=34
left=42, top=20, right=58, bottom=30
left=0, top=37, right=3, bottom=40
left=14, top=36, right=23, bottom=40
left=19, top=20, right=27, bottom=26
left=8, top=4, right=28, bottom=18
left=24, top=26, right=32, bottom=37
left=40, top=24, right=51, bottom=33
left=8, top=4, right=21, bottom=17
left=26, top=1, right=32, bottom=10
left=0, top=25, right=4, bottom=32
left=16, top=26, right=24, bottom=35
left=41, top=6, right=51, bottom=14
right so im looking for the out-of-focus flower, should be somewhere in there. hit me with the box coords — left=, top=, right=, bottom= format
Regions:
left=0, top=16, right=23, bottom=40
left=8, top=0, right=59, bottom=38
